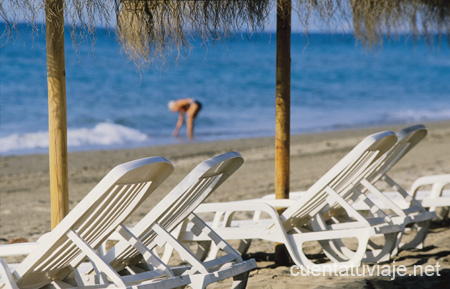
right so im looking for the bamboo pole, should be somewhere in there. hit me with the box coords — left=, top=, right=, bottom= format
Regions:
left=45, top=0, right=69, bottom=229
left=274, top=0, right=291, bottom=266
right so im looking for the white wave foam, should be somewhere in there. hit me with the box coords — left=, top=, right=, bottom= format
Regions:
left=0, top=122, right=148, bottom=154
left=383, top=109, right=450, bottom=123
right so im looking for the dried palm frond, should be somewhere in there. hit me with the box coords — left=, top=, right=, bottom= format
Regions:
left=117, top=0, right=271, bottom=67
left=293, top=0, right=450, bottom=47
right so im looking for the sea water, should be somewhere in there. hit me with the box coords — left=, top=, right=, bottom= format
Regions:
left=1, top=24, right=449, bottom=155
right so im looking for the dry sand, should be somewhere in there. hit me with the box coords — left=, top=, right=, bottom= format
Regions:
left=1, top=121, right=449, bottom=288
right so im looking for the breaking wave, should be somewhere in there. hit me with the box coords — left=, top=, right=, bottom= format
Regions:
left=0, top=122, right=148, bottom=154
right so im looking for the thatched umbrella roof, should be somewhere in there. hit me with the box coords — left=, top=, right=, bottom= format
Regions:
left=2, top=0, right=448, bottom=63
left=3, top=0, right=448, bottom=64
left=117, top=1, right=272, bottom=67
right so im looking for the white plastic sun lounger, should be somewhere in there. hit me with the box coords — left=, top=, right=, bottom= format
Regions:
left=338, top=125, right=435, bottom=251
left=259, top=125, right=437, bottom=253
left=0, top=157, right=190, bottom=289
left=178, top=132, right=405, bottom=271
left=97, top=152, right=256, bottom=289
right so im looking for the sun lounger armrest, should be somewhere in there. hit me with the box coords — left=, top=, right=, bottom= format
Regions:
left=261, top=191, right=305, bottom=200
left=196, top=201, right=276, bottom=214
left=196, top=199, right=295, bottom=212
left=217, top=199, right=295, bottom=207
left=0, top=242, right=38, bottom=257
left=410, top=174, right=450, bottom=198
left=248, top=199, right=296, bottom=210
left=195, top=201, right=283, bottom=224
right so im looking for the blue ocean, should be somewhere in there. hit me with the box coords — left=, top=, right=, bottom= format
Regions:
left=1, top=24, right=449, bottom=155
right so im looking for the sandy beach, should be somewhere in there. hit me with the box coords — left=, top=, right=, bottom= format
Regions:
left=1, top=121, right=449, bottom=288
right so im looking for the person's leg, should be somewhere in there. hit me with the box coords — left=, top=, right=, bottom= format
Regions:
left=186, top=115, right=194, bottom=139
left=187, top=102, right=201, bottom=139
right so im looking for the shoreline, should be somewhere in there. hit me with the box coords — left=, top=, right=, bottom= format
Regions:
left=1, top=120, right=449, bottom=288
left=3, top=119, right=450, bottom=158
left=2, top=119, right=450, bottom=158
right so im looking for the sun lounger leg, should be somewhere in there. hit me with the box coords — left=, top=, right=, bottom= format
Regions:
left=319, top=231, right=397, bottom=264
left=237, top=239, right=252, bottom=256
left=186, top=274, right=209, bottom=289
left=399, top=220, right=430, bottom=250
left=311, top=216, right=362, bottom=263
left=231, top=271, right=250, bottom=289
left=364, top=232, right=398, bottom=263
left=287, top=229, right=371, bottom=272
left=0, top=258, right=19, bottom=289
left=182, top=268, right=250, bottom=289
left=436, top=207, right=449, bottom=222
left=319, top=239, right=357, bottom=262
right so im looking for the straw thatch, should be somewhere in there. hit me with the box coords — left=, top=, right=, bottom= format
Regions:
left=1, top=0, right=449, bottom=66
left=293, top=0, right=450, bottom=47
left=117, top=1, right=271, bottom=67
left=351, top=0, right=450, bottom=47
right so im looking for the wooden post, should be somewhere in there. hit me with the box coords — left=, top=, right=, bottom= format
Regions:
left=275, top=0, right=291, bottom=203
left=46, top=0, right=69, bottom=229
left=274, top=0, right=291, bottom=266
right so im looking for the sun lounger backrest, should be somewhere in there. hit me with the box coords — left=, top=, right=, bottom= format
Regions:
left=105, top=152, right=244, bottom=270
left=366, top=124, right=427, bottom=183
left=13, top=157, right=174, bottom=288
left=281, top=131, right=397, bottom=231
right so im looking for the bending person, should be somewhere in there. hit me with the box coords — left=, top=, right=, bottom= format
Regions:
left=168, top=98, right=202, bottom=139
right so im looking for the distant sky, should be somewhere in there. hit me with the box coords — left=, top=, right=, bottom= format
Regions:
left=266, top=8, right=352, bottom=33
